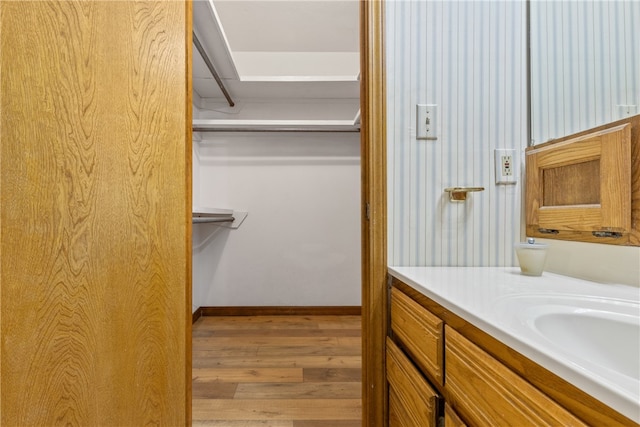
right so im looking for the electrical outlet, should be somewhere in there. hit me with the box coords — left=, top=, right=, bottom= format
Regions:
left=501, top=155, right=513, bottom=176
left=495, top=149, right=516, bottom=185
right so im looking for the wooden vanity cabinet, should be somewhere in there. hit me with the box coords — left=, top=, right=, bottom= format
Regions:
left=387, top=278, right=634, bottom=427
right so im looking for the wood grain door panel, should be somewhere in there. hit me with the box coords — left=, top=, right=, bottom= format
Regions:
left=0, top=1, right=191, bottom=424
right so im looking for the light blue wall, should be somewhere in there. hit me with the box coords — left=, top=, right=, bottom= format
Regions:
left=386, top=0, right=527, bottom=267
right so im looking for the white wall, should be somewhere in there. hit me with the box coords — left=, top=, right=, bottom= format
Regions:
left=386, top=0, right=527, bottom=266
left=540, top=239, right=640, bottom=287
left=192, top=131, right=361, bottom=309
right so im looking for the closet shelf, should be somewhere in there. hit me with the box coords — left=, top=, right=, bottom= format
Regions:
left=192, top=207, right=248, bottom=229
left=192, top=119, right=360, bottom=133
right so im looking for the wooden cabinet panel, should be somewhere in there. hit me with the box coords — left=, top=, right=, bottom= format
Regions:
left=386, top=338, right=439, bottom=427
left=390, top=287, right=443, bottom=386
left=445, top=326, right=587, bottom=427
left=444, top=403, right=466, bottom=427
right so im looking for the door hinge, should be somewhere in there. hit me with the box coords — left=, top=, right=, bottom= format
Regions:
left=592, top=231, right=623, bottom=238
left=538, top=228, right=559, bottom=235
left=365, top=202, right=370, bottom=221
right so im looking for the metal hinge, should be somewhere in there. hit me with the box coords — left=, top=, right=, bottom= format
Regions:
left=365, top=202, right=370, bottom=221
left=538, top=228, right=559, bottom=235
left=592, top=231, right=623, bottom=238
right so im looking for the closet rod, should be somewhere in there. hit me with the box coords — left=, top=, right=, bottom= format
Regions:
left=192, top=127, right=360, bottom=133
left=192, top=217, right=235, bottom=224
left=192, top=31, right=235, bottom=107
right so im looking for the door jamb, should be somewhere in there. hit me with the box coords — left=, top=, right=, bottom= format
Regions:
left=360, top=1, right=387, bottom=426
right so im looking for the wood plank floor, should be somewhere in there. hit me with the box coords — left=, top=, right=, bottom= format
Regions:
left=192, top=315, right=362, bottom=427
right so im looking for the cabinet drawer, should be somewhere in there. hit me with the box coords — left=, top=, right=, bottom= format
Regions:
left=390, top=287, right=443, bottom=385
left=444, top=403, right=466, bottom=427
left=445, top=326, right=587, bottom=426
left=387, top=337, right=439, bottom=427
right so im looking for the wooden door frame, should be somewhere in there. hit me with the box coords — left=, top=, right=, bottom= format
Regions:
left=360, top=1, right=387, bottom=426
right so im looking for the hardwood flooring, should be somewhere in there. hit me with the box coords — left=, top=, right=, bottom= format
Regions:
left=192, top=315, right=362, bottom=427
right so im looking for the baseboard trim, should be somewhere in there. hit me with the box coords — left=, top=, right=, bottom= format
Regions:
left=194, top=306, right=361, bottom=319
left=192, top=307, right=203, bottom=324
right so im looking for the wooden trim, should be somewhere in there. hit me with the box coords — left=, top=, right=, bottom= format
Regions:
left=360, top=1, right=388, bottom=427
left=192, top=307, right=203, bottom=324
left=392, top=278, right=637, bottom=427
left=196, top=306, right=362, bottom=317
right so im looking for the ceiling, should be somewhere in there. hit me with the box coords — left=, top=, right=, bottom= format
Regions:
left=213, top=0, right=359, bottom=53
left=192, top=0, right=360, bottom=100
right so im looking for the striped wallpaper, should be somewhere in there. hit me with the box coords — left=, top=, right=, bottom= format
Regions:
left=386, top=0, right=527, bottom=267
left=530, top=0, right=640, bottom=144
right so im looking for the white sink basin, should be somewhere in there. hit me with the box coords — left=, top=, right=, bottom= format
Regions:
left=525, top=300, right=639, bottom=379
left=495, top=293, right=640, bottom=420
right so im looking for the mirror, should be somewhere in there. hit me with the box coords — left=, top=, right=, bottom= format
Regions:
left=529, top=1, right=639, bottom=145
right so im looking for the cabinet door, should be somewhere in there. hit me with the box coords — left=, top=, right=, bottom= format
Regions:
left=526, top=122, right=632, bottom=244
left=387, top=338, right=439, bottom=427
left=445, top=327, right=586, bottom=426
left=390, top=287, right=444, bottom=385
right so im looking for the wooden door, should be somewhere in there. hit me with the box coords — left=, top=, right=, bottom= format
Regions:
left=0, top=1, right=192, bottom=425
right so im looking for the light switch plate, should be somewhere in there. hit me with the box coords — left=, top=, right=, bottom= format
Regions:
left=495, top=149, right=517, bottom=185
left=417, top=104, right=437, bottom=140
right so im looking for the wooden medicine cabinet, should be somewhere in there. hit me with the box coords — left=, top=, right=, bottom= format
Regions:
left=525, top=115, right=640, bottom=246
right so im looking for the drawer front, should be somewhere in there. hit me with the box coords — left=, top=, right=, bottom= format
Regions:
left=444, top=403, right=467, bottom=427
left=391, top=287, right=444, bottom=385
left=445, top=326, right=587, bottom=426
left=387, top=337, right=439, bottom=427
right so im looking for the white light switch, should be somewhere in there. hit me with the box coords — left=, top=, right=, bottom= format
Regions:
left=494, top=149, right=517, bottom=185
left=417, top=104, right=437, bottom=140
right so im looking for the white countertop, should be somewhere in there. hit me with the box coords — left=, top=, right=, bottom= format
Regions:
left=388, top=266, right=640, bottom=423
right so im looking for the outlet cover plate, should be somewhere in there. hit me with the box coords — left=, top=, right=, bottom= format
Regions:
left=495, top=148, right=517, bottom=185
